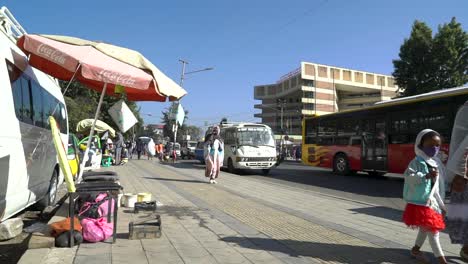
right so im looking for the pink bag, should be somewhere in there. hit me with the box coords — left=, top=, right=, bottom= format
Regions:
left=81, top=217, right=113, bottom=242
left=79, top=193, right=115, bottom=219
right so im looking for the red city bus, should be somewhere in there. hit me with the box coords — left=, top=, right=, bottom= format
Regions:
left=302, top=86, right=468, bottom=176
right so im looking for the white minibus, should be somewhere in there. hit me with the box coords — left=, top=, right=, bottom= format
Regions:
left=0, top=7, right=68, bottom=222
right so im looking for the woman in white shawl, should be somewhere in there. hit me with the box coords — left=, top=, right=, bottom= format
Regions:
left=446, top=101, right=468, bottom=261
left=204, top=126, right=224, bottom=184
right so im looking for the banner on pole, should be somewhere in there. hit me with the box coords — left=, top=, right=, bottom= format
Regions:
left=175, top=103, right=185, bottom=126
left=108, top=100, right=138, bottom=133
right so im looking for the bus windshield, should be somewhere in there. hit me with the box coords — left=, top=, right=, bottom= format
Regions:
left=237, top=127, right=275, bottom=147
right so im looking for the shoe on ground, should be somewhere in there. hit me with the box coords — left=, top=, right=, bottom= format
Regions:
left=461, top=249, right=468, bottom=262
left=209, top=179, right=214, bottom=184
left=410, top=250, right=429, bottom=263
left=212, top=180, right=217, bottom=184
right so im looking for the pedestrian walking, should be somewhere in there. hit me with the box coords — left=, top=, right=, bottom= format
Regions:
left=204, top=126, right=224, bottom=184
left=114, top=132, right=124, bottom=165
left=136, top=138, right=143, bottom=160
left=445, top=100, right=468, bottom=262
left=402, top=129, right=447, bottom=264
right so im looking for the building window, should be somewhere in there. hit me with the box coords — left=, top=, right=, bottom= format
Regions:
left=366, top=74, right=375, bottom=85
left=387, top=77, right=395, bottom=87
left=291, top=77, right=297, bottom=87
left=302, top=79, right=314, bottom=87
left=318, top=66, right=328, bottom=78
left=303, top=91, right=314, bottom=98
left=282, top=80, right=289, bottom=90
left=354, top=72, right=363, bottom=83
left=304, top=64, right=315, bottom=76
left=331, top=68, right=340, bottom=79
left=377, top=76, right=386, bottom=86
left=343, top=70, right=352, bottom=81
left=303, top=103, right=315, bottom=110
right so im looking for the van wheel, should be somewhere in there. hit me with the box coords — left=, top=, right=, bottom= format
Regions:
left=333, top=154, right=350, bottom=176
left=35, top=170, right=58, bottom=210
left=228, top=158, right=237, bottom=174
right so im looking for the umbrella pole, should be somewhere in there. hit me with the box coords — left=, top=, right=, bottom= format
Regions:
left=77, top=82, right=108, bottom=182
left=62, top=63, right=82, bottom=96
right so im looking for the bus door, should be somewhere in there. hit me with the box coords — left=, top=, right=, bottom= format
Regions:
left=361, top=120, right=387, bottom=172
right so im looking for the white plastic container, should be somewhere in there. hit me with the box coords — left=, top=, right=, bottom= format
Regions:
left=117, top=193, right=123, bottom=207
left=137, top=192, right=152, bottom=202
left=124, top=193, right=137, bottom=208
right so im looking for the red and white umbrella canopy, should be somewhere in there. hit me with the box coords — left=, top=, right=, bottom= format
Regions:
left=17, top=34, right=187, bottom=101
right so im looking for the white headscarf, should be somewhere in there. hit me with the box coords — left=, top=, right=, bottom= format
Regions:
left=414, top=129, right=439, bottom=167
left=415, top=128, right=446, bottom=201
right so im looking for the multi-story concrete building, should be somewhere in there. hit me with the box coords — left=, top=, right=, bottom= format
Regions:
left=254, top=62, right=398, bottom=136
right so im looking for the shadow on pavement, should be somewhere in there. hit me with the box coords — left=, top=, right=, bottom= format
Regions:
left=143, top=176, right=207, bottom=184
left=221, top=236, right=420, bottom=264
left=159, top=160, right=206, bottom=170
left=350, top=206, right=452, bottom=235
left=257, top=164, right=405, bottom=199
left=350, top=206, right=403, bottom=222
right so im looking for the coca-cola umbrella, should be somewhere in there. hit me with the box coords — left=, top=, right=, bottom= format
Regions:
left=17, top=34, right=187, bottom=180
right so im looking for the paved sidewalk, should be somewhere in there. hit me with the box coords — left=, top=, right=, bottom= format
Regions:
left=19, top=160, right=466, bottom=264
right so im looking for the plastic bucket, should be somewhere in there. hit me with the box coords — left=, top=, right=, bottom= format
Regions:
left=117, top=193, right=123, bottom=207
left=124, top=193, right=137, bottom=207
left=137, top=192, right=152, bottom=202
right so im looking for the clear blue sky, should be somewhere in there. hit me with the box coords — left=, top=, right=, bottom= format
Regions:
left=3, top=0, right=467, bottom=128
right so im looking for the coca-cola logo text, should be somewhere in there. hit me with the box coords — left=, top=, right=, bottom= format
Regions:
left=97, top=70, right=136, bottom=86
left=37, top=44, right=67, bottom=65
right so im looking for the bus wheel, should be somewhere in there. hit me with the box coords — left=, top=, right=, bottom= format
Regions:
left=262, top=169, right=270, bottom=175
left=228, top=158, right=237, bottom=174
left=333, top=154, right=350, bottom=176
left=35, top=170, right=58, bottom=210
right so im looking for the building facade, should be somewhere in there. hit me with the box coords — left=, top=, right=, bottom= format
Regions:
left=254, top=62, right=398, bottom=135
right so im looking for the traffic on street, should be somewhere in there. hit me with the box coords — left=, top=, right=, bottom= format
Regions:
left=0, top=2, right=467, bottom=264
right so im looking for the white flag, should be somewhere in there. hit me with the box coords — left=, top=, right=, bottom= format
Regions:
left=108, top=100, right=138, bottom=133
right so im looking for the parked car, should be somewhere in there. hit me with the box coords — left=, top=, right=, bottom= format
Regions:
left=181, top=140, right=198, bottom=159
left=194, top=141, right=205, bottom=164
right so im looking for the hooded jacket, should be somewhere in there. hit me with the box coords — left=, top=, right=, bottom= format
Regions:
left=403, top=129, right=446, bottom=213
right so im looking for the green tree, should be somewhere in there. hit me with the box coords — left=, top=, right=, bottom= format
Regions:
left=161, top=106, right=190, bottom=142
left=60, top=81, right=144, bottom=138
left=432, top=17, right=468, bottom=89
left=393, top=18, right=468, bottom=97
left=393, top=21, right=435, bottom=96
left=183, top=125, right=202, bottom=141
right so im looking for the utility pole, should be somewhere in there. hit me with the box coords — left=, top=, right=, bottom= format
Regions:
left=179, top=59, right=189, bottom=87
left=276, top=98, right=286, bottom=131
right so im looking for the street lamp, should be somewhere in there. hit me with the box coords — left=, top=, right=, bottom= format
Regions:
left=172, top=59, right=214, bottom=154
left=179, top=59, right=214, bottom=87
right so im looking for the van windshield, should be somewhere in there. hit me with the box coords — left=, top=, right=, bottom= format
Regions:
left=237, top=127, right=275, bottom=147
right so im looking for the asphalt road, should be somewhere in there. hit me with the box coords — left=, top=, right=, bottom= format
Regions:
left=180, top=159, right=406, bottom=211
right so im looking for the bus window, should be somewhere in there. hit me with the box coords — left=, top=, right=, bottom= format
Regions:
left=318, top=120, right=336, bottom=145
left=20, top=78, right=33, bottom=125
left=305, top=119, right=317, bottom=144
left=31, top=82, right=44, bottom=128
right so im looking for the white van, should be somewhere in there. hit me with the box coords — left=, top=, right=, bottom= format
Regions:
left=0, top=7, right=68, bottom=222
left=207, top=123, right=277, bottom=175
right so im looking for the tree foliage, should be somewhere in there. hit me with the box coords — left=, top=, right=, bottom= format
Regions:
left=59, top=80, right=144, bottom=138
left=393, top=18, right=468, bottom=97
left=160, top=107, right=201, bottom=142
